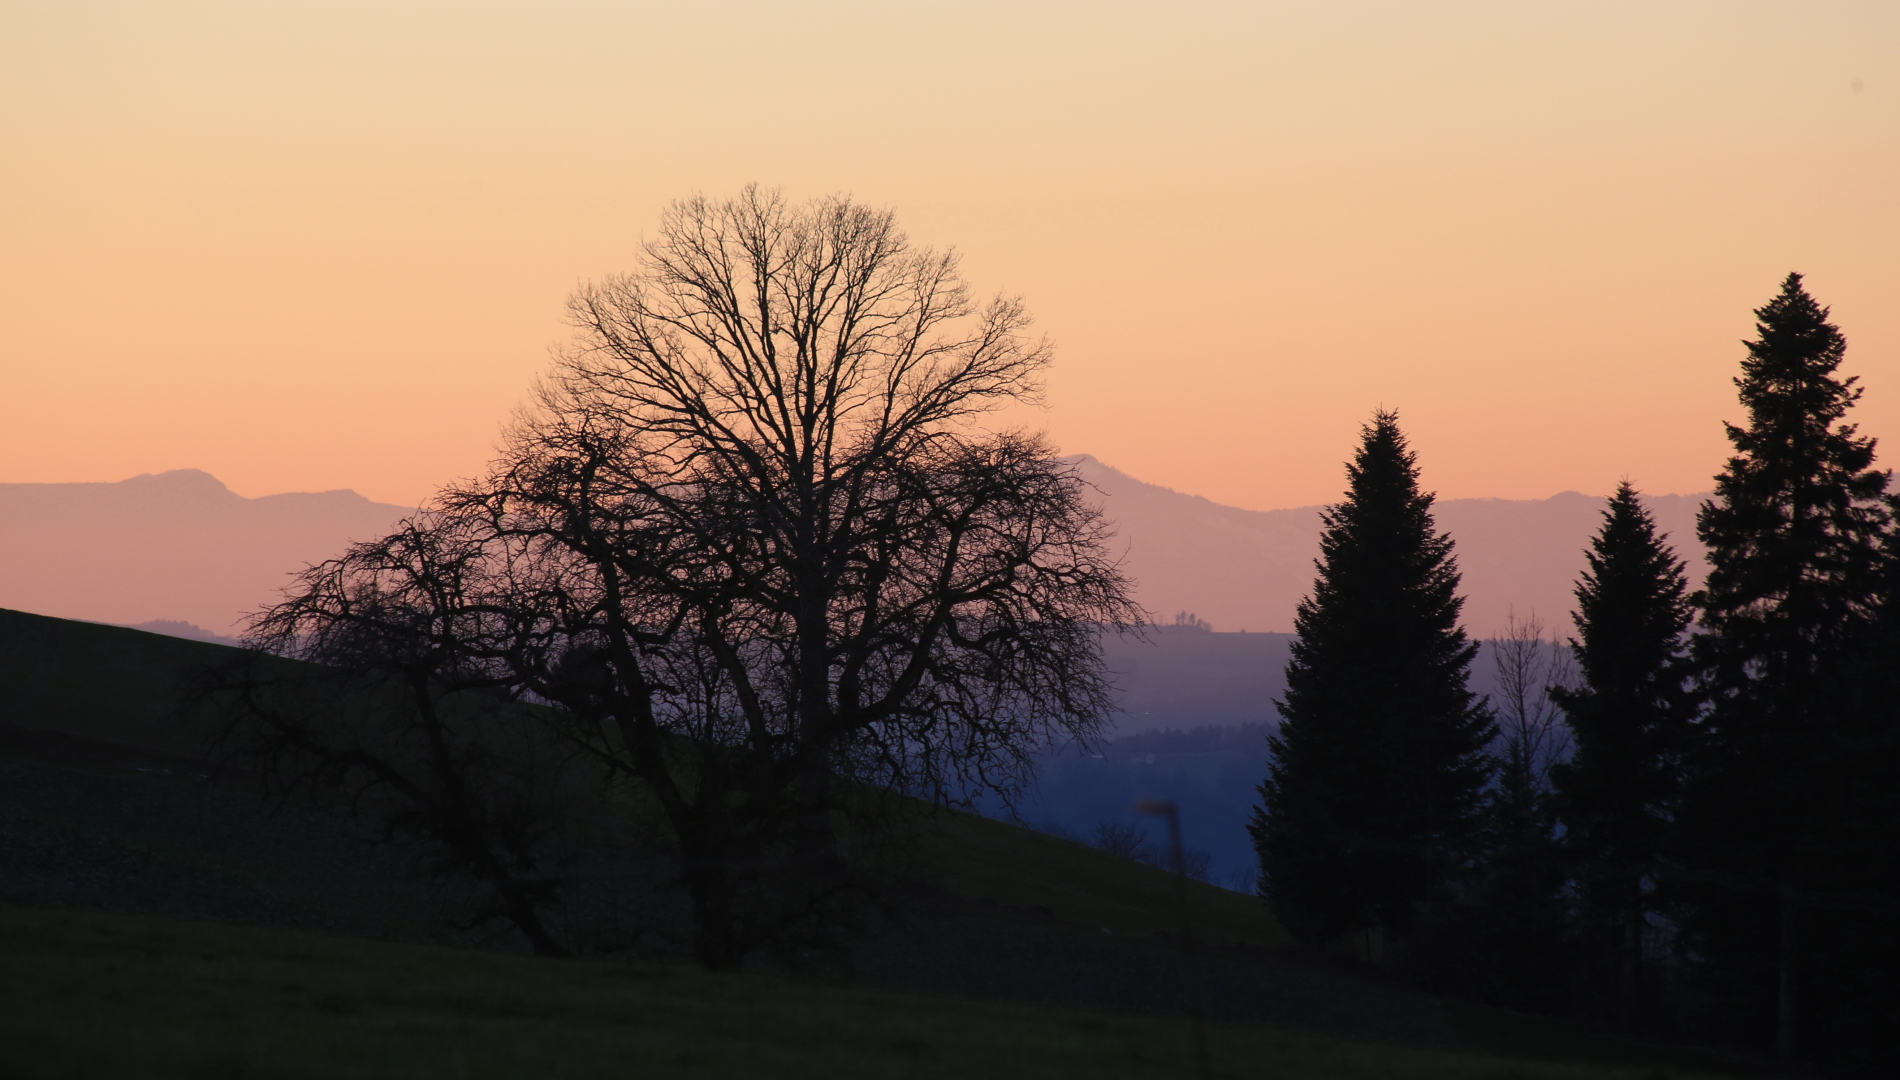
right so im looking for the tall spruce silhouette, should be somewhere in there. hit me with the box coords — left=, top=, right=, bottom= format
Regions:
left=1549, top=481, right=1695, bottom=1029
left=1684, top=273, right=1892, bottom=1063
left=1801, top=491, right=1900, bottom=1074
left=1251, top=410, right=1495, bottom=948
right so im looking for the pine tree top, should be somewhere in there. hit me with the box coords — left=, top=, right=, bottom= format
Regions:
left=1695, top=272, right=1892, bottom=694
left=1731, top=273, right=1865, bottom=458
left=1572, top=481, right=1692, bottom=675
left=1302, top=409, right=1465, bottom=633
left=1558, top=480, right=1694, bottom=728
left=1283, top=408, right=1484, bottom=727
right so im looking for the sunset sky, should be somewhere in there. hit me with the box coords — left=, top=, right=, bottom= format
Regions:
left=3, top=1, right=1895, bottom=511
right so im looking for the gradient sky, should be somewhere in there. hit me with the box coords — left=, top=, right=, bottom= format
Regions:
left=3, top=1, right=1895, bottom=510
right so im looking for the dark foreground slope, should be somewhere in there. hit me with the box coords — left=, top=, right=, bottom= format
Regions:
left=0, top=609, right=1760, bottom=1078
left=0, top=605, right=238, bottom=754
left=1, top=904, right=1747, bottom=1080
left=0, top=608, right=484, bottom=944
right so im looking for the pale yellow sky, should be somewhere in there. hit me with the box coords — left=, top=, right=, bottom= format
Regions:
left=2, top=1, right=1895, bottom=509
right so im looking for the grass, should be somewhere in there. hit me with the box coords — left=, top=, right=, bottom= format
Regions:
left=0, top=902, right=1739, bottom=1080
left=0, top=608, right=1763, bottom=1078
left=920, top=810, right=1287, bottom=945
left=0, top=607, right=238, bottom=755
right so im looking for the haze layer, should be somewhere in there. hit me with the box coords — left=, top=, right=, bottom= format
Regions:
left=0, top=464, right=1700, bottom=638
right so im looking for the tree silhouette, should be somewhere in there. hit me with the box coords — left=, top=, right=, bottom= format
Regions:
left=1683, top=273, right=1892, bottom=1061
left=1548, top=482, right=1695, bottom=1028
left=1451, top=610, right=1574, bottom=1008
left=1250, top=410, right=1494, bottom=949
left=209, top=518, right=621, bottom=958
left=1490, top=610, right=1573, bottom=833
left=229, top=188, right=1141, bottom=969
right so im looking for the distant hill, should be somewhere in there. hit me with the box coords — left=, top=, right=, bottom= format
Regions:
left=123, top=620, right=242, bottom=647
left=1100, top=625, right=1293, bottom=734
left=1080, top=619, right=1579, bottom=881
left=1073, top=455, right=1707, bottom=637
left=0, top=462, right=1703, bottom=640
left=0, top=470, right=412, bottom=634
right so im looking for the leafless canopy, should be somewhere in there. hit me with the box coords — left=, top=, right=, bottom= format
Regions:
left=234, top=188, right=1140, bottom=967
left=481, top=187, right=1137, bottom=796
left=1490, top=609, right=1576, bottom=795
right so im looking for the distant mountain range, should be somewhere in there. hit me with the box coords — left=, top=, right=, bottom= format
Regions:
left=0, top=470, right=412, bottom=634
left=1101, top=626, right=1293, bottom=733
left=0, top=462, right=1709, bottom=640
left=1071, top=455, right=1707, bottom=637
left=122, top=620, right=243, bottom=647
left=1099, top=622, right=1563, bottom=736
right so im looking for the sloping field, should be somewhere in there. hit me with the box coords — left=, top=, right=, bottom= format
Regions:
left=0, top=608, right=1760, bottom=1078
left=0, top=903, right=1739, bottom=1080
left=923, top=810, right=1285, bottom=946
left=0, top=606, right=239, bottom=755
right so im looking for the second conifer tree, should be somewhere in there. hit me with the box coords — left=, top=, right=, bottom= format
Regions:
left=1549, top=481, right=1696, bottom=1028
left=1251, top=410, right=1495, bottom=949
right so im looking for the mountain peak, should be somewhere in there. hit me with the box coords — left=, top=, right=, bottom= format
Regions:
left=1065, top=453, right=1708, bottom=636
left=117, top=469, right=238, bottom=496
left=0, top=470, right=415, bottom=633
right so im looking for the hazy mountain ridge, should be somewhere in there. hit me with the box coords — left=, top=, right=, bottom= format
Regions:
left=1072, top=455, right=1709, bottom=637
left=123, top=620, right=243, bottom=647
left=1, top=461, right=1708, bottom=641
left=1, top=466, right=1693, bottom=885
left=0, top=470, right=413, bottom=634
left=1044, top=629, right=1578, bottom=879
left=1101, top=626, right=1293, bottom=733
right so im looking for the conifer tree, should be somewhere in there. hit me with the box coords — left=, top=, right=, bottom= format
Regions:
left=1251, top=410, right=1495, bottom=949
left=1695, top=273, right=1889, bottom=714
left=1795, top=493, right=1900, bottom=1074
left=1683, top=273, right=1892, bottom=1062
left=1548, top=481, right=1696, bottom=1029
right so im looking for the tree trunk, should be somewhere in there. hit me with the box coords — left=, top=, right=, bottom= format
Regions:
left=687, top=858, right=746, bottom=971
left=791, top=760, right=842, bottom=871
left=504, top=887, right=571, bottom=958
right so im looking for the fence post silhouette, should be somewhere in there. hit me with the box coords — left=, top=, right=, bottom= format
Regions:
left=1137, top=799, right=1212, bottom=1079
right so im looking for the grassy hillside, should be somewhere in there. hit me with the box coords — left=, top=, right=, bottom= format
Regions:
left=0, top=608, right=1291, bottom=953
left=0, top=609, right=1762, bottom=1078
left=0, top=606, right=239, bottom=755
left=922, top=810, right=1284, bottom=946
left=0, top=903, right=1739, bottom=1080
left=1, top=606, right=1278, bottom=942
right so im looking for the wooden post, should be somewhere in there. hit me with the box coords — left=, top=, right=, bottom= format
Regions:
left=1138, top=799, right=1212, bottom=1079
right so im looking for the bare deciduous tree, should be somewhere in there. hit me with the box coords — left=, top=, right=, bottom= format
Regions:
left=229, top=187, right=1140, bottom=969
left=1491, top=609, right=1575, bottom=799
left=1442, top=609, right=1579, bottom=1005
left=1092, top=822, right=1149, bottom=859
left=206, top=519, right=615, bottom=957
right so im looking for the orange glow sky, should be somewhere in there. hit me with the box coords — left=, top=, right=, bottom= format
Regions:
left=3, top=2, right=1896, bottom=510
